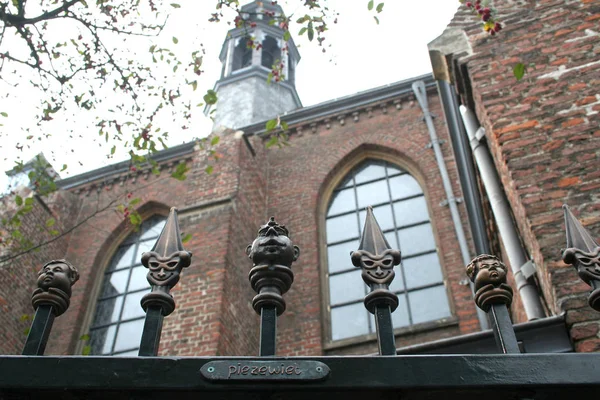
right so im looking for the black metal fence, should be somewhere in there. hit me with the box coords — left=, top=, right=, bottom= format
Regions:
left=7, top=205, right=600, bottom=398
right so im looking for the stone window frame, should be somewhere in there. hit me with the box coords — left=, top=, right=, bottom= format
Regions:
left=318, top=151, right=455, bottom=350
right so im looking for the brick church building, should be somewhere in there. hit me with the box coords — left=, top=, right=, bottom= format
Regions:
left=1, top=0, right=598, bottom=356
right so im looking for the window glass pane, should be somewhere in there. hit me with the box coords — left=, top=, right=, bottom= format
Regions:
left=326, top=214, right=359, bottom=243
left=140, top=217, right=166, bottom=240
left=389, top=174, right=422, bottom=200
left=404, top=253, right=443, bottom=289
left=386, top=164, right=404, bottom=176
left=331, top=303, right=369, bottom=341
left=408, top=285, right=451, bottom=325
left=128, top=266, right=150, bottom=292
left=329, top=270, right=365, bottom=305
left=109, top=245, right=135, bottom=271
left=121, top=290, right=150, bottom=320
left=398, top=223, right=436, bottom=257
left=100, top=269, right=130, bottom=297
left=327, top=240, right=359, bottom=274
left=359, top=205, right=394, bottom=233
left=384, top=231, right=398, bottom=250
left=388, top=265, right=404, bottom=293
left=90, top=325, right=117, bottom=355
left=354, top=163, right=386, bottom=184
left=356, top=180, right=389, bottom=209
left=93, top=296, right=124, bottom=326
left=328, top=188, right=356, bottom=216
left=391, top=294, right=410, bottom=328
left=393, top=196, right=429, bottom=227
left=136, top=239, right=155, bottom=261
left=113, top=319, right=144, bottom=352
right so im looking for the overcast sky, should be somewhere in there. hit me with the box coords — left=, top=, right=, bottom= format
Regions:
left=0, top=1, right=460, bottom=189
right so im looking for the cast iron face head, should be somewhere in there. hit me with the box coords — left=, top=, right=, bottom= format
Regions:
left=37, top=259, right=79, bottom=296
left=351, top=249, right=401, bottom=286
left=141, top=250, right=192, bottom=288
left=246, top=217, right=300, bottom=267
left=563, top=247, right=600, bottom=285
left=466, top=254, right=508, bottom=291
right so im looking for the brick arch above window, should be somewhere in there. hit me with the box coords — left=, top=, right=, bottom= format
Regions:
left=87, top=215, right=166, bottom=356
left=321, top=158, right=451, bottom=345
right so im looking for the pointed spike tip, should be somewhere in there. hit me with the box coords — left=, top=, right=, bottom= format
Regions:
left=151, top=208, right=185, bottom=257
left=563, top=204, right=599, bottom=252
left=358, top=205, right=391, bottom=256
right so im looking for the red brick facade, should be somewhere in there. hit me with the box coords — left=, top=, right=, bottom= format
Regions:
left=1, top=0, right=598, bottom=357
left=444, top=0, right=600, bottom=350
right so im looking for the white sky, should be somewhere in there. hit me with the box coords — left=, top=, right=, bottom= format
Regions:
left=0, top=1, right=460, bottom=189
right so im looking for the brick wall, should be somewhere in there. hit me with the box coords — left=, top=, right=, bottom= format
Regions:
left=451, top=0, right=600, bottom=350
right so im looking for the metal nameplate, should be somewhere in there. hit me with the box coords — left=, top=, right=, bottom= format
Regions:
left=200, top=360, right=330, bottom=381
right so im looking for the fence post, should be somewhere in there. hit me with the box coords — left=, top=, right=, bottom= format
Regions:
left=23, top=260, right=79, bottom=355
left=466, top=255, right=520, bottom=354
left=562, top=205, right=600, bottom=312
left=138, top=207, right=192, bottom=357
left=351, top=206, right=400, bottom=356
left=247, top=217, right=299, bottom=356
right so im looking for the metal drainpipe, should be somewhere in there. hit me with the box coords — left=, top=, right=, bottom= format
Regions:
left=459, top=105, right=545, bottom=320
left=412, top=81, right=489, bottom=330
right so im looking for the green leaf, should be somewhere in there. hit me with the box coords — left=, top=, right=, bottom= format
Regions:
left=170, top=3, right=181, bottom=8
left=45, top=218, right=56, bottom=227
left=172, top=37, right=178, bottom=44
left=61, top=164, right=67, bottom=171
left=280, top=121, right=289, bottom=130
left=24, top=197, right=33, bottom=206
left=265, top=136, right=279, bottom=148
left=1, top=112, right=7, bottom=117
left=191, top=80, right=198, bottom=91
left=513, top=63, right=526, bottom=80
left=15, top=195, right=23, bottom=206
left=171, top=162, right=190, bottom=181
left=82, top=345, right=91, bottom=356
left=20, top=314, right=30, bottom=321
left=49, top=230, right=59, bottom=236
left=110, top=146, right=116, bottom=155
left=307, top=22, right=314, bottom=41
left=368, top=0, right=374, bottom=10
left=374, top=16, right=379, bottom=24
left=283, top=31, right=291, bottom=41
left=265, top=119, right=278, bottom=132
left=376, top=2, right=384, bottom=12
left=210, top=136, right=220, bottom=146
left=298, top=27, right=307, bottom=36
left=79, top=334, right=91, bottom=341
left=181, top=233, right=192, bottom=243
left=129, top=197, right=141, bottom=206
left=205, top=165, right=214, bottom=174
left=203, top=90, right=218, bottom=105
left=129, top=212, right=142, bottom=226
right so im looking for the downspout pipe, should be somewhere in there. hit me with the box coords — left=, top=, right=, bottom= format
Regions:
left=412, top=81, right=489, bottom=330
left=459, top=106, right=545, bottom=320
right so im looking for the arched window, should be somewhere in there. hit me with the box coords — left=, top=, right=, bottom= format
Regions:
left=232, top=37, right=253, bottom=72
left=261, top=36, right=280, bottom=69
left=325, top=160, right=450, bottom=342
left=89, top=215, right=166, bottom=356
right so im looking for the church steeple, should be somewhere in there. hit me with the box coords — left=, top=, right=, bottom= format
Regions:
left=207, top=1, right=302, bottom=131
